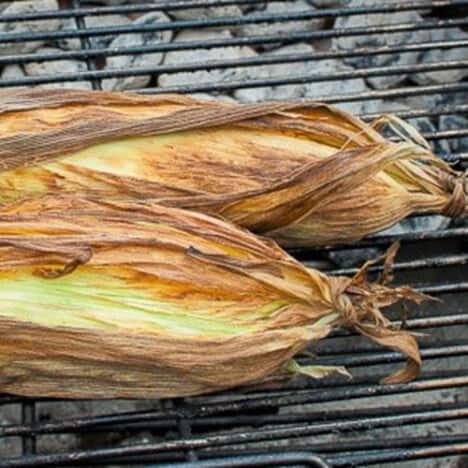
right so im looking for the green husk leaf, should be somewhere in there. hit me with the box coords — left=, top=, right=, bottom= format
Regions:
left=286, top=359, right=352, bottom=380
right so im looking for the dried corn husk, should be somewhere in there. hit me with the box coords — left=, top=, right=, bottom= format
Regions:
left=0, top=194, right=426, bottom=399
left=0, top=89, right=465, bottom=246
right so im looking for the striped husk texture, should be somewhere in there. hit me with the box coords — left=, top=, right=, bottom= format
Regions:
left=0, top=89, right=465, bottom=247
left=0, top=195, right=426, bottom=399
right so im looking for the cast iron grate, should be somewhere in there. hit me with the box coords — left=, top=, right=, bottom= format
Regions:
left=0, top=0, right=467, bottom=466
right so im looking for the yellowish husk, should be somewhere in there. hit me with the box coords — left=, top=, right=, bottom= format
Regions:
left=0, top=195, right=426, bottom=399
left=0, top=89, right=465, bottom=246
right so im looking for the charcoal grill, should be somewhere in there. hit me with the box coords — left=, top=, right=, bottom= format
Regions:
left=0, top=0, right=467, bottom=466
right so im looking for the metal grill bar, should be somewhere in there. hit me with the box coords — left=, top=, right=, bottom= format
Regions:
left=160, top=452, right=330, bottom=468
left=362, top=103, right=468, bottom=120
left=135, top=401, right=468, bottom=432
left=197, top=437, right=468, bottom=467
left=96, top=441, right=468, bottom=467
left=139, top=68, right=468, bottom=99
left=0, top=372, right=466, bottom=437
left=425, top=128, right=468, bottom=140
left=152, top=443, right=468, bottom=468
left=1, top=404, right=465, bottom=467
left=159, top=399, right=197, bottom=464
left=158, top=452, right=331, bottom=468
left=71, top=0, right=100, bottom=90
left=426, top=152, right=466, bottom=162
left=418, top=282, right=468, bottom=294
left=330, top=313, right=468, bottom=339
left=305, top=227, right=468, bottom=251
left=179, top=374, right=468, bottom=416
left=301, top=81, right=468, bottom=105
left=20, top=403, right=36, bottom=456
left=1, top=16, right=467, bottom=45
left=318, top=343, right=468, bottom=365
left=1, top=54, right=466, bottom=88
left=0, top=1, right=270, bottom=22
left=0, top=0, right=463, bottom=22
left=288, top=434, right=468, bottom=454
left=324, top=253, right=468, bottom=276
left=329, top=443, right=468, bottom=467
left=0, top=37, right=465, bottom=69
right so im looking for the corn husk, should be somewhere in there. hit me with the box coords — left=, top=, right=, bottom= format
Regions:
left=0, top=89, right=465, bottom=247
left=0, top=194, right=426, bottom=399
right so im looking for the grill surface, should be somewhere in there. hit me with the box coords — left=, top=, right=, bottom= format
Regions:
left=0, top=0, right=467, bottom=467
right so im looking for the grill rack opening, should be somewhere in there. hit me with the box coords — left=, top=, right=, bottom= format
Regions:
left=0, top=0, right=467, bottom=466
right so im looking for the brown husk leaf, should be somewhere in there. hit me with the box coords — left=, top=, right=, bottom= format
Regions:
left=0, top=195, right=427, bottom=398
left=0, top=89, right=465, bottom=247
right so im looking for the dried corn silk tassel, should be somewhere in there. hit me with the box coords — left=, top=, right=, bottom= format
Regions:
left=0, top=195, right=427, bottom=399
left=0, top=89, right=465, bottom=246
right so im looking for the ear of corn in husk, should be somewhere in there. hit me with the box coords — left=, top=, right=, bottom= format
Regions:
left=0, top=89, right=465, bottom=247
left=0, top=194, right=427, bottom=399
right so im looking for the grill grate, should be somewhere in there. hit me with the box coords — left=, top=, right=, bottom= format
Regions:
left=0, top=0, right=467, bottom=466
